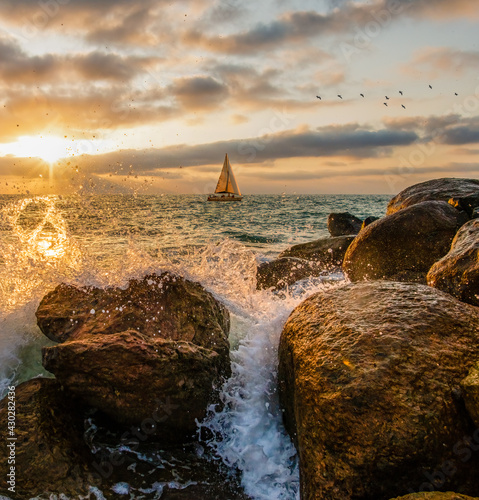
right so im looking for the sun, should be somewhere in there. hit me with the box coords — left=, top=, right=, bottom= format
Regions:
left=0, top=134, right=115, bottom=164
left=7, top=135, right=75, bottom=163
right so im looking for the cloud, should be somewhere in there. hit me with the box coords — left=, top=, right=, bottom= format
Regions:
left=45, top=124, right=418, bottom=181
left=0, top=34, right=159, bottom=84
left=182, top=9, right=352, bottom=54
left=0, top=87, right=178, bottom=141
left=402, top=0, right=479, bottom=20
left=230, top=114, right=249, bottom=124
left=382, top=114, right=479, bottom=146
left=171, top=76, right=229, bottom=111
left=403, top=47, right=479, bottom=79
left=439, top=125, right=479, bottom=145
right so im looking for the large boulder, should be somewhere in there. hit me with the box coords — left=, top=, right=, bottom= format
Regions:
left=0, top=380, right=250, bottom=499
left=37, top=272, right=231, bottom=441
left=327, top=212, right=363, bottom=236
left=36, top=272, right=230, bottom=357
left=387, top=178, right=479, bottom=215
left=43, top=330, right=228, bottom=440
left=343, top=201, right=468, bottom=283
left=427, top=219, right=479, bottom=306
left=0, top=378, right=94, bottom=498
left=278, top=281, right=479, bottom=500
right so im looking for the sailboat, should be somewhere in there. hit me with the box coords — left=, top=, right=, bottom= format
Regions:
left=207, top=154, right=243, bottom=201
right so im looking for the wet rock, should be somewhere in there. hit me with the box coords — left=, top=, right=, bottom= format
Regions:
left=327, top=212, right=363, bottom=236
left=0, top=378, right=94, bottom=498
left=82, top=424, right=251, bottom=500
left=43, top=330, right=229, bottom=441
left=427, top=219, right=479, bottom=306
left=343, top=201, right=468, bottom=283
left=37, top=272, right=231, bottom=442
left=387, top=178, right=479, bottom=215
left=0, top=379, right=250, bottom=499
left=390, top=494, right=479, bottom=500
left=256, top=257, right=321, bottom=290
left=257, top=236, right=354, bottom=290
left=278, top=281, right=479, bottom=500
left=278, top=235, right=355, bottom=264
left=361, top=215, right=380, bottom=230
left=36, top=272, right=230, bottom=358
left=448, top=193, right=479, bottom=218
left=460, top=364, right=479, bottom=429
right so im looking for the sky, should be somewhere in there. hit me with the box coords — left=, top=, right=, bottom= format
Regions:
left=0, top=0, right=478, bottom=195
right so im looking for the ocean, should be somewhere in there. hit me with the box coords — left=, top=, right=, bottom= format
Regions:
left=0, top=193, right=389, bottom=500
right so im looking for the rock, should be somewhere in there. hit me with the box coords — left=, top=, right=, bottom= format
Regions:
left=361, top=215, right=380, bottom=230
left=343, top=201, right=468, bottom=283
left=390, top=494, right=479, bottom=500
left=448, top=193, right=479, bottom=218
left=0, top=378, right=94, bottom=498
left=43, top=330, right=229, bottom=441
left=257, top=236, right=355, bottom=290
left=37, top=272, right=231, bottom=442
left=36, top=272, right=230, bottom=357
left=0, top=379, right=250, bottom=499
left=278, top=281, right=479, bottom=500
left=327, top=212, right=363, bottom=236
left=460, top=364, right=479, bottom=429
left=387, top=178, right=479, bottom=215
left=427, top=220, right=479, bottom=306
left=256, top=257, right=321, bottom=290
left=278, top=235, right=355, bottom=264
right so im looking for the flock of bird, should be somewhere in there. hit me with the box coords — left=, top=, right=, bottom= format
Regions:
left=315, top=85, right=459, bottom=110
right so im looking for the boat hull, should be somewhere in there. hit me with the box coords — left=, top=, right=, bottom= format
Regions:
left=207, top=195, right=243, bottom=201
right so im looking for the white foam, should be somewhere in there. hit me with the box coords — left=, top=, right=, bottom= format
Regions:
left=0, top=200, right=343, bottom=500
left=179, top=239, right=341, bottom=500
left=111, top=483, right=130, bottom=495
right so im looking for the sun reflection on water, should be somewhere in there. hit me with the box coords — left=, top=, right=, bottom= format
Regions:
left=0, top=196, right=82, bottom=310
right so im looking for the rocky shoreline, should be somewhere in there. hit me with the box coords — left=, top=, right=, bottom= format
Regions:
left=2, top=177, right=479, bottom=499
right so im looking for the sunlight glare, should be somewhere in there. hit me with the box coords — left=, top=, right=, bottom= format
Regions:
left=0, top=135, right=112, bottom=164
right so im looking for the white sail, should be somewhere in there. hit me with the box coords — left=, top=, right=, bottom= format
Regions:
left=214, top=154, right=241, bottom=196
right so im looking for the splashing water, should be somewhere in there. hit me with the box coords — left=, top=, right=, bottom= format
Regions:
left=172, top=239, right=342, bottom=500
left=0, top=196, right=83, bottom=311
left=0, top=194, right=387, bottom=498
left=0, top=196, right=84, bottom=395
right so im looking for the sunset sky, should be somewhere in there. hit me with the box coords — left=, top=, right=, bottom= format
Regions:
left=0, top=0, right=478, bottom=195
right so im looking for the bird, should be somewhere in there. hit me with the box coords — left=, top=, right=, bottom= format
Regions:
left=384, top=102, right=388, bottom=106
left=455, top=92, right=458, bottom=96
left=429, top=85, right=432, bottom=89
left=316, top=95, right=321, bottom=100
left=360, top=93, right=364, bottom=98
left=399, top=91, right=403, bottom=95
left=385, top=96, right=389, bottom=100
left=401, top=104, right=406, bottom=109
left=338, top=95, right=343, bottom=99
